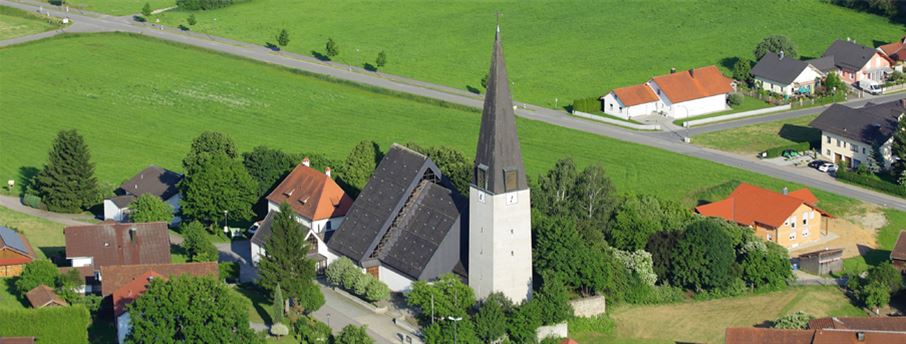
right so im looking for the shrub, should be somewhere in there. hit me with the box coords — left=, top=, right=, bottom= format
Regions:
left=16, top=260, right=59, bottom=296
left=773, top=311, right=814, bottom=329
left=269, top=323, right=289, bottom=337
left=0, top=306, right=90, bottom=344
left=326, top=256, right=356, bottom=285
left=22, top=194, right=44, bottom=210
left=176, top=0, right=236, bottom=10
left=572, top=97, right=601, bottom=113
left=219, top=262, right=240, bottom=283
left=836, top=169, right=906, bottom=197
left=324, top=257, right=390, bottom=303
left=363, top=277, right=390, bottom=303
left=727, top=93, right=743, bottom=107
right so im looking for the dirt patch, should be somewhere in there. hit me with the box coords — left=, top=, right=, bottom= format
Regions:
left=790, top=218, right=878, bottom=258
left=843, top=208, right=888, bottom=231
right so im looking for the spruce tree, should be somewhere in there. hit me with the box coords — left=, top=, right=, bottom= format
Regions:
left=341, top=140, right=382, bottom=198
left=36, top=130, right=100, bottom=213
left=892, top=115, right=906, bottom=174
left=257, top=203, right=324, bottom=312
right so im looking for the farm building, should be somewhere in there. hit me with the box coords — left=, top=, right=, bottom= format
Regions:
left=103, top=166, right=183, bottom=225
left=797, top=248, right=843, bottom=275
left=752, top=52, right=824, bottom=96
left=25, top=285, right=67, bottom=308
left=0, top=226, right=35, bottom=277
left=600, top=65, right=733, bottom=119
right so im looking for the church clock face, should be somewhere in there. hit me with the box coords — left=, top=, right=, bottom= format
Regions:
left=506, top=192, right=518, bottom=205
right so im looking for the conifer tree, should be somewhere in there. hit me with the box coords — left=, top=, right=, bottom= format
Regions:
left=36, top=130, right=100, bottom=213
left=272, top=283, right=285, bottom=324
left=257, top=203, right=324, bottom=312
left=892, top=115, right=906, bottom=174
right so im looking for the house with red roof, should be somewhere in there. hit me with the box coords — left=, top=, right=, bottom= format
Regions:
left=600, top=65, right=734, bottom=120
left=0, top=226, right=35, bottom=277
left=879, top=35, right=906, bottom=71
left=696, top=183, right=830, bottom=249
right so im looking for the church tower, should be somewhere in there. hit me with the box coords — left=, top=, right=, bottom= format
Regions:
left=469, top=23, right=532, bottom=303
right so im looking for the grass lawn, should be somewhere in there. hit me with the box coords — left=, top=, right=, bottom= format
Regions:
left=0, top=206, right=65, bottom=259
left=0, top=5, right=61, bottom=40
left=0, top=33, right=867, bottom=217
left=672, top=95, right=773, bottom=126
left=87, top=0, right=904, bottom=108
left=235, top=283, right=274, bottom=325
left=63, top=0, right=175, bottom=16
left=572, top=286, right=864, bottom=344
left=694, top=114, right=821, bottom=155
left=843, top=208, right=906, bottom=274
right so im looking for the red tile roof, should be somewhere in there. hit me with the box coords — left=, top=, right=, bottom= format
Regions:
left=808, top=316, right=906, bottom=332
left=266, top=163, right=353, bottom=222
left=64, top=222, right=170, bottom=268
left=726, top=327, right=906, bottom=344
left=892, top=232, right=906, bottom=261
left=0, top=227, right=35, bottom=266
left=112, top=271, right=163, bottom=316
left=560, top=339, right=579, bottom=344
left=0, top=338, right=36, bottom=344
left=25, top=285, right=67, bottom=308
left=879, top=37, right=906, bottom=62
left=651, top=65, right=733, bottom=103
left=696, top=183, right=829, bottom=229
left=100, top=262, right=218, bottom=296
left=612, top=84, right=659, bottom=106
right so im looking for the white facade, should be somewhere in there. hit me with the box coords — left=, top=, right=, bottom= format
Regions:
left=819, top=132, right=895, bottom=169
left=647, top=80, right=728, bottom=119
left=379, top=265, right=415, bottom=293
left=600, top=92, right=659, bottom=119
left=103, top=194, right=181, bottom=225
left=252, top=204, right=343, bottom=266
left=116, top=312, right=130, bottom=344
left=755, top=66, right=823, bottom=96
left=469, top=187, right=533, bottom=303
left=70, top=257, right=93, bottom=268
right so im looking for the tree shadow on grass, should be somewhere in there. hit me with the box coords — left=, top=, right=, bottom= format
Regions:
left=466, top=85, right=481, bottom=94
left=236, top=283, right=272, bottom=325
left=88, top=318, right=117, bottom=344
left=17, top=166, right=39, bottom=197
left=265, top=42, right=279, bottom=51
left=39, top=246, right=66, bottom=265
left=364, top=63, right=377, bottom=72
left=778, top=124, right=820, bottom=146
left=2, top=278, right=28, bottom=308
left=311, top=51, right=330, bottom=61
left=719, top=56, right=740, bottom=70
left=857, top=246, right=890, bottom=266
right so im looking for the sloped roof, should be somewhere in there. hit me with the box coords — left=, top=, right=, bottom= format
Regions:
left=821, top=39, right=888, bottom=71
left=108, top=195, right=136, bottom=208
left=0, top=338, right=36, bottom=344
left=100, top=261, right=218, bottom=296
left=250, top=210, right=277, bottom=247
left=752, top=52, right=821, bottom=85
left=118, top=166, right=182, bottom=201
left=0, top=226, right=34, bottom=266
left=805, top=56, right=837, bottom=73
left=266, top=164, right=353, bottom=222
left=64, top=222, right=170, bottom=268
left=810, top=101, right=903, bottom=147
left=112, top=271, right=163, bottom=316
left=695, top=182, right=828, bottom=229
left=25, top=285, right=67, bottom=308
left=879, top=37, right=906, bottom=62
left=611, top=84, right=659, bottom=107
left=798, top=248, right=844, bottom=260
left=893, top=231, right=906, bottom=261
left=650, top=65, right=733, bottom=104
left=809, top=316, right=906, bottom=332
left=726, top=327, right=815, bottom=344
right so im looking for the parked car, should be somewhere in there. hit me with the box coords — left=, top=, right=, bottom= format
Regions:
left=808, top=160, right=827, bottom=169
left=818, top=162, right=838, bottom=173
left=858, top=79, right=882, bottom=95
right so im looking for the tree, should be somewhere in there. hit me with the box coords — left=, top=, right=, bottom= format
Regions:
left=670, top=218, right=737, bottom=290
left=182, top=131, right=238, bottom=173
left=533, top=213, right=586, bottom=290
left=326, top=38, right=339, bottom=58
left=506, top=301, right=541, bottom=343
left=364, top=278, right=390, bottom=303
left=773, top=311, right=814, bottom=329
left=573, top=164, right=618, bottom=237
left=180, top=152, right=258, bottom=227
left=242, top=146, right=297, bottom=197
left=407, top=274, right=475, bottom=322
left=866, top=262, right=903, bottom=294
left=15, top=260, right=59, bottom=296
left=534, top=276, right=573, bottom=325
left=257, top=203, right=323, bottom=312
left=610, top=194, right=663, bottom=250
left=739, top=239, right=791, bottom=290
left=126, top=276, right=260, bottom=344
left=334, top=325, right=373, bottom=344
left=36, top=130, right=100, bottom=213
left=733, top=57, right=753, bottom=85
left=534, top=158, right=579, bottom=217
left=277, top=29, right=290, bottom=47
left=613, top=249, right=657, bottom=287
left=404, top=144, right=470, bottom=195
left=862, top=280, right=891, bottom=311
left=473, top=292, right=510, bottom=343
left=375, top=51, right=387, bottom=68
left=423, top=319, right=481, bottom=344
left=823, top=73, right=846, bottom=95
left=341, top=140, right=382, bottom=198
left=129, top=194, right=173, bottom=223
left=646, top=230, right=682, bottom=284
left=272, top=284, right=285, bottom=324
left=294, top=316, right=332, bottom=344
left=753, top=35, right=798, bottom=60
left=187, top=14, right=196, bottom=25
left=892, top=114, right=906, bottom=174
left=141, top=2, right=152, bottom=17
left=181, top=221, right=218, bottom=262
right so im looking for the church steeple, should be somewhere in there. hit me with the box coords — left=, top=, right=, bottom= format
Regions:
left=473, top=22, right=527, bottom=195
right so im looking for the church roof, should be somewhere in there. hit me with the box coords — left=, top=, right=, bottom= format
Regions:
left=473, top=27, right=527, bottom=195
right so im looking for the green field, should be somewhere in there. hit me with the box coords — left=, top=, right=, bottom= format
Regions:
left=64, top=0, right=174, bottom=16
left=0, top=33, right=866, bottom=215
left=694, top=114, right=821, bottom=155
left=80, top=0, right=904, bottom=108
left=672, top=95, right=773, bottom=126
left=0, top=6, right=61, bottom=40
left=0, top=206, right=65, bottom=259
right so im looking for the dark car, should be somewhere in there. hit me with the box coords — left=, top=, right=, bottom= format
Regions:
left=808, top=160, right=827, bottom=169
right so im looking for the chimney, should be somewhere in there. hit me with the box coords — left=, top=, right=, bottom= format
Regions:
left=779, top=50, right=784, bottom=60
left=302, top=157, right=310, bottom=167
left=857, top=331, right=865, bottom=342
left=689, top=68, right=695, bottom=78
left=670, top=67, right=676, bottom=74
left=782, top=187, right=788, bottom=195
left=129, top=227, right=137, bottom=242
left=325, top=167, right=332, bottom=178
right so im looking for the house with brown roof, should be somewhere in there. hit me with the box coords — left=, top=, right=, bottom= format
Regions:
left=879, top=35, right=906, bottom=71
left=808, top=316, right=906, bottom=332
left=725, top=327, right=906, bottom=344
left=251, top=159, right=353, bottom=266
left=600, top=65, right=734, bottom=120
left=0, top=226, right=35, bottom=277
left=103, top=262, right=218, bottom=344
left=25, top=285, right=67, bottom=308
left=696, top=183, right=830, bottom=250
left=64, top=221, right=170, bottom=290
left=103, top=166, right=183, bottom=225
left=891, top=231, right=906, bottom=271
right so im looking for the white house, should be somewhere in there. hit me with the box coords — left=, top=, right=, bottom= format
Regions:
left=600, top=84, right=661, bottom=119
left=752, top=52, right=824, bottom=96
left=600, top=65, right=733, bottom=119
left=103, top=166, right=182, bottom=225
left=810, top=100, right=904, bottom=169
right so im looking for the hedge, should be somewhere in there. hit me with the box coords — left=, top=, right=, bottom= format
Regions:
left=572, top=97, right=601, bottom=113
left=176, top=0, right=238, bottom=10
left=325, top=257, right=390, bottom=303
left=0, top=306, right=90, bottom=344
left=762, top=142, right=811, bottom=158
left=836, top=169, right=906, bottom=197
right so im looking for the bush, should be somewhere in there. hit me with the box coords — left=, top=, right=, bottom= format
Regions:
left=219, top=262, right=240, bottom=283
left=572, top=97, right=601, bottom=113
left=325, top=257, right=390, bottom=303
left=836, top=169, right=906, bottom=197
left=364, top=278, right=390, bottom=303
left=176, top=0, right=236, bottom=10
left=773, top=311, right=814, bottom=329
left=269, top=323, right=289, bottom=337
left=22, top=194, right=44, bottom=210
left=0, top=306, right=90, bottom=344
left=762, top=142, right=811, bottom=158
left=727, top=93, right=743, bottom=107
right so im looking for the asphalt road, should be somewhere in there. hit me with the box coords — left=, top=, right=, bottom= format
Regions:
left=2, top=0, right=904, bottom=211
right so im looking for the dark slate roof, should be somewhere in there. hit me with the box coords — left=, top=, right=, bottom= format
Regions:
left=328, top=145, right=434, bottom=262
left=0, top=226, right=32, bottom=257
left=810, top=100, right=903, bottom=146
left=118, top=166, right=182, bottom=201
left=821, top=39, right=881, bottom=71
left=473, top=27, right=528, bottom=195
left=806, top=56, right=837, bottom=73
left=109, top=195, right=136, bottom=208
left=371, top=182, right=463, bottom=280
left=751, top=53, right=816, bottom=85
left=250, top=210, right=277, bottom=246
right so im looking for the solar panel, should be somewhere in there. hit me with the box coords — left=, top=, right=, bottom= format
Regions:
left=0, top=226, right=29, bottom=255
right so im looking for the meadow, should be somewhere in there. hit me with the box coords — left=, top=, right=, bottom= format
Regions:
left=0, top=5, right=61, bottom=40
left=76, top=0, right=905, bottom=108
left=0, top=206, right=65, bottom=259
left=694, top=114, right=822, bottom=155
left=0, top=33, right=864, bottom=214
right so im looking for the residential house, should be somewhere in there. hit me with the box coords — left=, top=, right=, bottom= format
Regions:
left=812, top=39, right=892, bottom=85
left=601, top=65, right=734, bottom=119
left=103, top=262, right=218, bottom=344
left=327, top=144, right=467, bottom=292
left=25, top=285, right=67, bottom=308
left=797, top=248, right=843, bottom=275
left=250, top=159, right=353, bottom=266
left=878, top=35, right=906, bottom=71
left=103, top=166, right=183, bottom=225
left=696, top=183, right=830, bottom=250
left=752, top=52, right=825, bottom=96
left=809, top=316, right=906, bottom=332
left=0, top=226, right=35, bottom=277
left=809, top=99, right=904, bottom=169
left=725, top=327, right=906, bottom=344
left=64, top=221, right=171, bottom=292
left=891, top=231, right=906, bottom=270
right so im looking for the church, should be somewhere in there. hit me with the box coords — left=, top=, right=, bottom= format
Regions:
left=321, top=25, right=533, bottom=303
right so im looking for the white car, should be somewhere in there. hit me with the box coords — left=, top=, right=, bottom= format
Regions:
left=818, top=162, right=838, bottom=173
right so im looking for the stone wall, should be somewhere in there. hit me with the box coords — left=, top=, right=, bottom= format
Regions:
left=536, top=322, right=568, bottom=342
left=570, top=295, right=606, bottom=318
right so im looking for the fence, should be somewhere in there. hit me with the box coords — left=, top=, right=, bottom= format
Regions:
left=573, top=111, right=661, bottom=130
left=882, top=83, right=906, bottom=94
left=682, top=104, right=791, bottom=127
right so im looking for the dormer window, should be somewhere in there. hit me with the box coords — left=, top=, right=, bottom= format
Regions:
left=476, top=165, right=488, bottom=190
left=504, top=168, right=518, bottom=192
left=284, top=188, right=294, bottom=197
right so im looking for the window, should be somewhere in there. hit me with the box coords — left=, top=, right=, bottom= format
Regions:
left=790, top=216, right=797, bottom=228
left=826, top=136, right=831, bottom=144
left=511, top=251, right=515, bottom=256
left=862, top=147, right=867, bottom=154
left=767, top=234, right=773, bottom=241
left=827, top=149, right=832, bottom=156
left=809, top=211, right=815, bottom=219
left=836, top=139, right=841, bottom=147
left=843, top=141, right=847, bottom=148
left=476, top=165, right=488, bottom=190
left=790, top=230, right=797, bottom=240
left=609, top=104, right=613, bottom=111
left=504, top=169, right=518, bottom=192
left=802, top=228, right=810, bottom=237
left=803, top=217, right=808, bottom=225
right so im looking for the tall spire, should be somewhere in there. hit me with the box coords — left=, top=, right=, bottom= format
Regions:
left=473, top=20, right=527, bottom=195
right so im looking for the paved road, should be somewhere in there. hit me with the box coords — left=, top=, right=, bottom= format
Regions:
left=0, top=195, right=95, bottom=226
left=2, top=0, right=905, bottom=212
left=310, top=282, right=415, bottom=344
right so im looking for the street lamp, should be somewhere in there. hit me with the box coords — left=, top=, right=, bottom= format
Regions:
left=326, top=313, right=331, bottom=328
left=223, top=210, right=229, bottom=236
left=447, top=316, right=462, bottom=344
